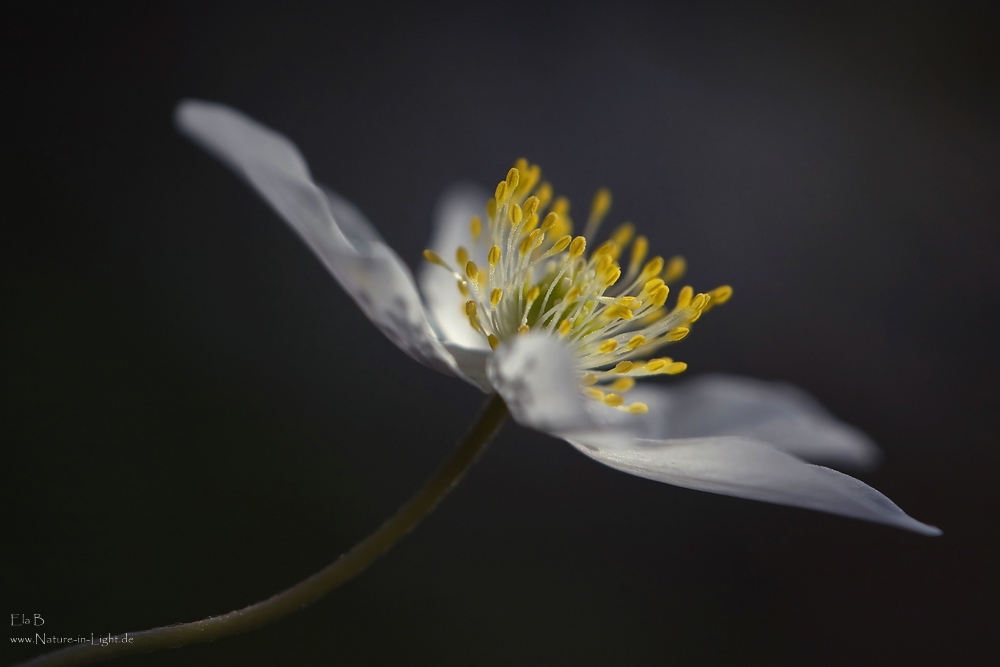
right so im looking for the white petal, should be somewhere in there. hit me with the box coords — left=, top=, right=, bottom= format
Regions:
left=598, top=375, right=881, bottom=471
left=418, top=183, right=492, bottom=351
left=175, top=100, right=466, bottom=381
left=487, top=334, right=599, bottom=435
left=567, top=436, right=940, bottom=535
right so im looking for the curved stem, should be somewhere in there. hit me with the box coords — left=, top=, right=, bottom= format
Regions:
left=16, top=394, right=509, bottom=667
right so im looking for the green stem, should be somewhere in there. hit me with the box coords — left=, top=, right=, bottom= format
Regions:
left=16, top=394, right=509, bottom=667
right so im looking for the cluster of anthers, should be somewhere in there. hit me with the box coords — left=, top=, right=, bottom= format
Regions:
left=424, top=160, right=732, bottom=415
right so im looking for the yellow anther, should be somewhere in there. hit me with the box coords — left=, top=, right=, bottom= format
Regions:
left=495, top=180, right=508, bottom=203
left=590, top=187, right=612, bottom=222
left=465, top=300, right=477, bottom=318
left=520, top=164, right=540, bottom=194
left=522, top=213, right=540, bottom=234
left=629, top=236, right=649, bottom=271
left=470, top=216, right=482, bottom=241
left=627, top=335, right=645, bottom=350
left=618, top=296, right=640, bottom=309
left=614, top=361, right=633, bottom=374
left=691, top=293, right=711, bottom=311
left=541, top=211, right=559, bottom=233
left=709, top=285, right=733, bottom=305
left=550, top=235, right=572, bottom=253
left=488, top=245, right=501, bottom=267
left=611, top=377, right=635, bottom=392
left=646, top=358, right=668, bottom=372
left=488, top=334, right=500, bottom=350
left=456, top=246, right=469, bottom=266
left=490, top=288, right=503, bottom=308
left=641, top=256, right=665, bottom=279
left=526, top=285, right=541, bottom=302
left=603, top=304, right=633, bottom=321
left=514, top=158, right=528, bottom=174
left=517, top=324, right=529, bottom=334
left=423, top=249, right=446, bottom=266
left=486, top=198, right=497, bottom=220
left=569, top=236, right=587, bottom=258
left=666, top=327, right=690, bottom=341
left=598, top=339, right=618, bottom=354
left=611, top=222, right=635, bottom=248
left=627, top=403, right=649, bottom=415
left=457, top=280, right=469, bottom=297
left=585, top=387, right=605, bottom=401
left=535, top=182, right=553, bottom=209
left=676, top=285, right=693, bottom=309
left=510, top=203, right=523, bottom=226
left=552, top=196, right=570, bottom=216
left=603, top=266, right=622, bottom=288
left=582, top=373, right=598, bottom=386
left=603, top=393, right=625, bottom=407
left=506, top=167, right=520, bottom=192
left=465, top=261, right=479, bottom=282
left=594, top=239, right=618, bottom=259
left=665, top=361, right=688, bottom=374
left=558, top=319, right=572, bottom=336
left=642, top=278, right=665, bottom=294
left=524, top=196, right=540, bottom=218
left=651, top=285, right=670, bottom=307
left=664, top=255, right=686, bottom=283
left=518, top=235, right=533, bottom=255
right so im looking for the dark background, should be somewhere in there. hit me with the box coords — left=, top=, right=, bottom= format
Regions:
left=4, top=1, right=998, bottom=665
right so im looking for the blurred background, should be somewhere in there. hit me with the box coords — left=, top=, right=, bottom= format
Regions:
left=4, top=1, right=998, bottom=665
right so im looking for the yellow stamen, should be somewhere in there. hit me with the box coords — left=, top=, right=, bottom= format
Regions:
left=676, top=285, right=693, bottom=309
left=490, top=288, right=503, bottom=308
left=627, top=403, right=649, bottom=415
left=641, top=256, right=664, bottom=279
left=613, top=361, right=633, bottom=374
left=582, top=373, right=598, bottom=386
left=558, top=319, right=572, bottom=336
left=510, top=203, right=523, bottom=226
left=629, top=236, right=648, bottom=273
left=488, top=334, right=500, bottom=350
left=550, top=235, right=571, bottom=253
left=470, top=216, right=482, bottom=241
left=611, top=222, right=635, bottom=248
left=666, top=327, right=689, bottom=341
left=664, top=256, right=686, bottom=283
left=465, top=261, right=479, bottom=282
left=603, top=304, right=633, bottom=321
left=585, top=387, right=605, bottom=401
left=535, top=182, right=552, bottom=209
left=598, top=339, right=618, bottom=354
left=488, top=245, right=501, bottom=267
left=646, top=358, right=668, bottom=372
left=627, top=335, right=645, bottom=350
left=569, top=236, right=587, bottom=258
left=611, top=377, right=635, bottom=392
left=423, top=249, right=447, bottom=267
left=603, top=393, right=625, bottom=407
left=505, top=167, right=520, bottom=192
left=665, top=361, right=687, bottom=374
left=541, top=212, right=559, bottom=234
left=523, top=196, right=540, bottom=218
left=456, top=246, right=469, bottom=266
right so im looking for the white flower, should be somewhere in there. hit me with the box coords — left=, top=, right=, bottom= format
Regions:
left=175, top=99, right=939, bottom=536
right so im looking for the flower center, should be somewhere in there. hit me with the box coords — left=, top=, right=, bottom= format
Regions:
left=425, top=160, right=731, bottom=414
